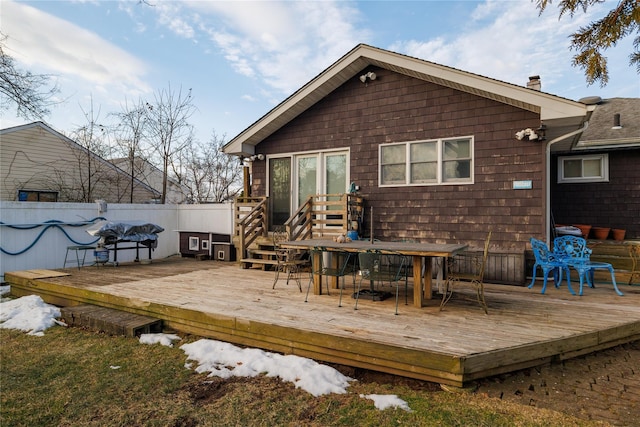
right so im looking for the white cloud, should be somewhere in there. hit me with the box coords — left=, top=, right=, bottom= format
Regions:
left=155, top=2, right=196, bottom=39
left=390, top=1, right=625, bottom=99
left=158, top=1, right=365, bottom=96
left=2, top=1, right=151, bottom=97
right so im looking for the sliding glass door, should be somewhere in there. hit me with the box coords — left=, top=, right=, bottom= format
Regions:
left=268, top=151, right=348, bottom=229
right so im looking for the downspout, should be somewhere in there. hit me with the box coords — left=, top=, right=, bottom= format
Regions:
left=545, top=121, right=589, bottom=243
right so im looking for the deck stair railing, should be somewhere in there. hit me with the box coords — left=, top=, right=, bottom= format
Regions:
left=234, top=196, right=268, bottom=262
left=235, top=193, right=364, bottom=269
left=286, top=193, right=364, bottom=241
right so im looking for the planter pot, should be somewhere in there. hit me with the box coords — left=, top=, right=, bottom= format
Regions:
left=573, top=224, right=592, bottom=238
left=591, top=227, right=610, bottom=240
left=612, top=229, right=626, bottom=241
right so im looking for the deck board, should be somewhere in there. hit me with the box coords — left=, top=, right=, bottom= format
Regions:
left=5, top=256, right=640, bottom=387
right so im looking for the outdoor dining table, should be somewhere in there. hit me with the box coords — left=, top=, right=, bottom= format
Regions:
left=278, top=238, right=468, bottom=307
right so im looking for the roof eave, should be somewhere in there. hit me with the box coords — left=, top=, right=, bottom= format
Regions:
left=223, top=44, right=589, bottom=156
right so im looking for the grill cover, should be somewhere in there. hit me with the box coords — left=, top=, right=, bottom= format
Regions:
left=87, top=220, right=164, bottom=247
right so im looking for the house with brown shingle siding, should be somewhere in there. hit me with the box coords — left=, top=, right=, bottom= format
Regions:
left=224, top=44, right=640, bottom=282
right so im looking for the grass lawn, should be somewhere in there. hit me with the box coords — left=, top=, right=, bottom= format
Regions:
left=0, top=326, right=601, bottom=426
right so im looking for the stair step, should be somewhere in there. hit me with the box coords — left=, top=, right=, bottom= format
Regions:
left=60, top=305, right=162, bottom=337
left=247, top=249, right=277, bottom=257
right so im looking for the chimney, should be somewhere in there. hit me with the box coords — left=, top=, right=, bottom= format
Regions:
left=612, top=113, right=622, bottom=129
left=527, top=75, right=541, bottom=91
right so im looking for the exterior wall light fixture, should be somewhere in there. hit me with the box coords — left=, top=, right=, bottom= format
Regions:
left=359, top=71, right=377, bottom=83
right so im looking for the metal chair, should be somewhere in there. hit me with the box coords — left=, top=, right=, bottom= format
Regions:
left=629, top=244, right=640, bottom=286
left=553, top=235, right=623, bottom=296
left=305, top=248, right=356, bottom=304
left=63, top=245, right=97, bottom=269
left=553, top=235, right=592, bottom=263
left=354, top=251, right=408, bottom=315
left=528, top=237, right=573, bottom=295
left=571, top=261, right=624, bottom=296
left=272, top=229, right=309, bottom=292
left=440, top=231, right=491, bottom=314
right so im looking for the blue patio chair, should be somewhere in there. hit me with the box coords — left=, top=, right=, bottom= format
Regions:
left=528, top=238, right=574, bottom=295
left=553, top=235, right=592, bottom=263
left=305, top=248, right=357, bottom=305
left=354, top=251, right=408, bottom=315
left=553, top=235, right=623, bottom=296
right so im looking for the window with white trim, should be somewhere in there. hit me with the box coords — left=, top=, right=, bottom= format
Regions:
left=557, top=154, right=609, bottom=183
left=379, top=137, right=473, bottom=186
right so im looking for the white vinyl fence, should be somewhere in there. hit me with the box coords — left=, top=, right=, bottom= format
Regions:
left=0, top=201, right=234, bottom=280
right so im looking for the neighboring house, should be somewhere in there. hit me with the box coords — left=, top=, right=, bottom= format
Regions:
left=109, top=157, right=189, bottom=204
left=551, top=98, right=640, bottom=238
left=222, top=44, right=637, bottom=274
left=0, top=121, right=160, bottom=203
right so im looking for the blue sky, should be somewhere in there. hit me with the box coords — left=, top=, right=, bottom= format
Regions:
left=2, top=0, right=638, bottom=144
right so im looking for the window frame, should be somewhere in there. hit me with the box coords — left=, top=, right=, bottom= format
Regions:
left=557, top=153, right=609, bottom=184
left=17, top=190, right=59, bottom=202
left=379, top=136, right=474, bottom=187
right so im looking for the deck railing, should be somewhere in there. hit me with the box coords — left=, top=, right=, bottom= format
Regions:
left=286, top=193, right=364, bottom=241
left=234, top=193, right=364, bottom=260
left=234, top=196, right=268, bottom=259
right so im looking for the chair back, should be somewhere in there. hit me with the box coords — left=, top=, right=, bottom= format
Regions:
left=553, top=235, right=591, bottom=261
left=476, top=231, right=492, bottom=280
left=310, top=248, right=354, bottom=276
left=358, top=251, right=406, bottom=282
left=530, top=237, right=555, bottom=263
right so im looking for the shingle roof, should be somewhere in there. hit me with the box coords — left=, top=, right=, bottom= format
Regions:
left=577, top=98, right=640, bottom=149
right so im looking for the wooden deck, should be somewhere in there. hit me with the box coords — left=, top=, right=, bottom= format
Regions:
left=5, top=256, right=640, bottom=387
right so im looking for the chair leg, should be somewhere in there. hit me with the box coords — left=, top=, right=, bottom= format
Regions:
left=354, top=277, right=363, bottom=310
left=608, top=266, right=624, bottom=296
left=528, top=264, right=539, bottom=289
left=304, top=276, right=313, bottom=302
left=474, top=281, right=488, bottom=314
left=272, top=266, right=281, bottom=289
left=394, top=282, right=400, bottom=315
left=288, top=265, right=302, bottom=292
left=540, top=269, right=550, bottom=294
left=439, top=277, right=455, bottom=311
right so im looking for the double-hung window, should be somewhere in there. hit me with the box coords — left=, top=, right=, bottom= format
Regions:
left=380, top=136, right=473, bottom=186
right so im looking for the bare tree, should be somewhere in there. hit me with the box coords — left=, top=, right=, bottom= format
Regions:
left=535, top=0, right=640, bottom=86
left=0, top=32, right=59, bottom=119
left=145, top=84, right=196, bottom=203
left=112, top=98, right=151, bottom=203
left=179, top=132, right=243, bottom=203
left=69, top=99, right=110, bottom=202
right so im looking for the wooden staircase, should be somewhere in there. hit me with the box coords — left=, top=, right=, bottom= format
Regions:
left=241, top=235, right=279, bottom=270
left=234, top=193, right=364, bottom=269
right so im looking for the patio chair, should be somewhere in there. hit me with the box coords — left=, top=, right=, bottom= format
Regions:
left=272, top=229, right=309, bottom=292
left=354, top=251, right=409, bottom=315
left=528, top=237, right=573, bottom=295
left=553, top=235, right=592, bottom=263
left=304, top=248, right=357, bottom=304
left=552, top=235, right=623, bottom=296
left=629, top=244, right=640, bottom=286
left=440, top=231, right=491, bottom=314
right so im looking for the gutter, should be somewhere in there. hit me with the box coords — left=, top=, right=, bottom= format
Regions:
left=545, top=121, right=589, bottom=243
